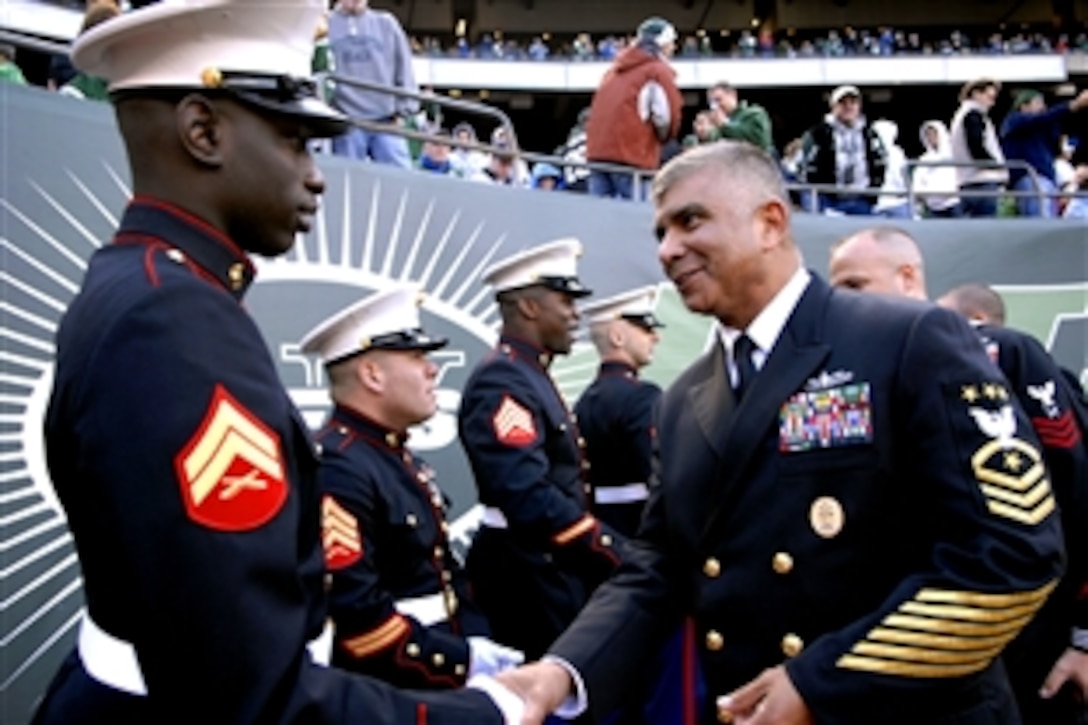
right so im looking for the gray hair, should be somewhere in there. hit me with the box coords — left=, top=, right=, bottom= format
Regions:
left=651, top=140, right=787, bottom=208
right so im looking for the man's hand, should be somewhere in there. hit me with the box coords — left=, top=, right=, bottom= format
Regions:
left=495, top=660, right=573, bottom=725
left=717, top=666, right=814, bottom=725
left=1040, top=647, right=1088, bottom=700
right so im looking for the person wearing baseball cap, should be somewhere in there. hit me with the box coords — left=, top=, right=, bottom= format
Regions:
left=798, top=84, right=889, bottom=215
left=584, top=16, right=684, bottom=199
left=458, top=238, right=625, bottom=662
left=34, top=1, right=513, bottom=722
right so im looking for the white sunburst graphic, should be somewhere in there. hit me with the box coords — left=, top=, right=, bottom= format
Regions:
left=0, top=162, right=129, bottom=706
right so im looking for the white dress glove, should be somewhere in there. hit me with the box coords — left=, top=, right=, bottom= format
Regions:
left=468, top=636, right=525, bottom=678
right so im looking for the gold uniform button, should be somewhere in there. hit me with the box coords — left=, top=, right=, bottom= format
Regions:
left=227, top=262, right=246, bottom=290
left=705, top=630, right=724, bottom=651
left=782, top=633, right=804, bottom=658
left=406, top=514, right=418, bottom=527
left=432, top=653, right=445, bottom=667
left=703, top=558, right=721, bottom=578
left=434, top=546, right=444, bottom=559
left=577, top=437, right=586, bottom=447
left=442, top=570, right=452, bottom=583
left=406, top=643, right=420, bottom=657
left=440, top=521, right=450, bottom=534
left=600, top=534, right=612, bottom=547
left=718, top=708, right=734, bottom=724
left=584, top=484, right=592, bottom=494
left=772, top=552, right=794, bottom=575
left=581, top=460, right=591, bottom=471
left=455, top=664, right=466, bottom=676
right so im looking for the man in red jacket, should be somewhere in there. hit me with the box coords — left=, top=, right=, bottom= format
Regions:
left=585, top=16, right=684, bottom=201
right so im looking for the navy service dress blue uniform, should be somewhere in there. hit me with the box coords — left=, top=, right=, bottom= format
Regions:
left=972, top=323, right=1088, bottom=725
left=32, top=2, right=502, bottom=723
left=550, top=272, right=1065, bottom=725
left=458, top=239, right=623, bottom=660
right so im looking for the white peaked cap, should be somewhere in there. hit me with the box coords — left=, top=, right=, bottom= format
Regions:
left=71, top=0, right=346, bottom=135
left=580, top=285, right=665, bottom=327
left=482, top=237, right=592, bottom=298
left=300, top=285, right=447, bottom=366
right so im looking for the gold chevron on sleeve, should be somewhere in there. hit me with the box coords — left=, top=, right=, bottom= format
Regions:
left=340, top=614, right=409, bottom=658
left=970, top=438, right=1055, bottom=525
left=552, top=514, right=596, bottom=545
left=838, top=580, right=1058, bottom=678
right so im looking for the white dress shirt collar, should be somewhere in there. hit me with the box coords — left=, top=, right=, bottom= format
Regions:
left=718, top=267, right=812, bottom=374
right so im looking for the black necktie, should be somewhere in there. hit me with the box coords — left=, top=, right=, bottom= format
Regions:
left=733, top=334, right=757, bottom=401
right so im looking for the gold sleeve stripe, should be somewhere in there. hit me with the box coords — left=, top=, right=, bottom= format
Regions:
left=851, top=641, right=1005, bottom=665
left=987, top=497, right=1055, bottom=526
left=899, top=600, right=1041, bottom=623
left=837, top=654, right=989, bottom=678
left=552, top=514, right=596, bottom=545
left=974, top=460, right=1044, bottom=491
left=915, top=580, right=1057, bottom=607
left=980, top=480, right=1052, bottom=508
left=867, top=627, right=1014, bottom=651
left=882, top=613, right=1033, bottom=637
left=341, top=614, right=409, bottom=658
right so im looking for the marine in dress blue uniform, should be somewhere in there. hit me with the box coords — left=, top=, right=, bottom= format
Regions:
left=458, top=239, right=624, bottom=660
left=574, top=286, right=665, bottom=538
left=300, top=286, right=523, bottom=690
left=32, top=3, right=506, bottom=722
left=507, top=142, right=1064, bottom=725
left=830, top=231, right=1088, bottom=725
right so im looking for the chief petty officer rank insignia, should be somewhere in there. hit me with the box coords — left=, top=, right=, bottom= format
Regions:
left=958, top=381, right=1055, bottom=526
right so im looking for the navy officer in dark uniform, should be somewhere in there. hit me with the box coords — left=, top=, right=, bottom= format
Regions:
left=829, top=227, right=1088, bottom=725
left=458, top=238, right=625, bottom=661
left=574, top=286, right=664, bottom=538
left=33, top=1, right=515, bottom=722
left=300, top=284, right=524, bottom=689
left=497, top=141, right=1064, bottom=725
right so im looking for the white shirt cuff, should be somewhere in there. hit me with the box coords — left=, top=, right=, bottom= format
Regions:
left=541, top=654, right=588, bottom=719
left=466, top=674, right=525, bottom=724
left=1072, top=627, right=1088, bottom=650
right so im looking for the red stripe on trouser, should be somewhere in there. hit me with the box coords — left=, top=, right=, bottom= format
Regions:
left=417, top=702, right=427, bottom=725
left=683, top=617, right=696, bottom=725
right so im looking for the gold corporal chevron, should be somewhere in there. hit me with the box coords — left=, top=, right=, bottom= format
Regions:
left=182, top=392, right=284, bottom=506
left=837, top=580, right=1057, bottom=678
left=970, top=437, right=1054, bottom=526
left=341, top=613, right=410, bottom=658
left=322, top=494, right=362, bottom=568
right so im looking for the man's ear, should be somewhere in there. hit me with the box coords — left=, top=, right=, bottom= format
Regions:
left=516, top=294, right=540, bottom=321
left=355, top=356, right=384, bottom=394
left=757, top=198, right=790, bottom=251
left=176, top=93, right=225, bottom=168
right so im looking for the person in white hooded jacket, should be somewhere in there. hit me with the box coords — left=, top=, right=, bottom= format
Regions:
left=912, top=120, right=963, bottom=218
left=871, top=119, right=912, bottom=218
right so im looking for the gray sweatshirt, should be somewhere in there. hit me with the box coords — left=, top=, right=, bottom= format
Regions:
left=327, top=7, right=419, bottom=121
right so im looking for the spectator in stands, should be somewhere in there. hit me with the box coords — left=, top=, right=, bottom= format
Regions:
left=1061, top=165, right=1088, bottom=219
left=912, top=120, right=962, bottom=217
left=417, top=130, right=455, bottom=176
left=58, top=2, right=120, bottom=101
left=1000, top=88, right=1088, bottom=217
left=449, top=122, right=489, bottom=178
left=490, top=127, right=531, bottom=186
left=404, top=85, right=443, bottom=162
left=557, top=108, right=591, bottom=193
left=528, top=37, right=549, bottom=61
left=0, top=42, right=25, bottom=85
left=800, top=84, right=888, bottom=215
left=326, top=0, right=418, bottom=168
left=706, top=80, right=774, bottom=153
left=950, top=78, right=1007, bottom=217
left=871, top=119, right=912, bottom=218
left=530, top=162, right=564, bottom=190
left=585, top=16, right=683, bottom=200
left=475, top=144, right=525, bottom=187
left=682, top=111, right=719, bottom=148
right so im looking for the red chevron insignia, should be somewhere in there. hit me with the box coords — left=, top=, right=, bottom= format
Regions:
left=1032, top=411, right=1082, bottom=449
left=492, top=395, right=537, bottom=447
left=175, top=385, right=287, bottom=531
left=322, top=495, right=362, bottom=570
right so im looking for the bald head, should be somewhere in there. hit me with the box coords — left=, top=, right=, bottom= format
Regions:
left=937, top=284, right=1006, bottom=326
left=828, top=226, right=928, bottom=300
